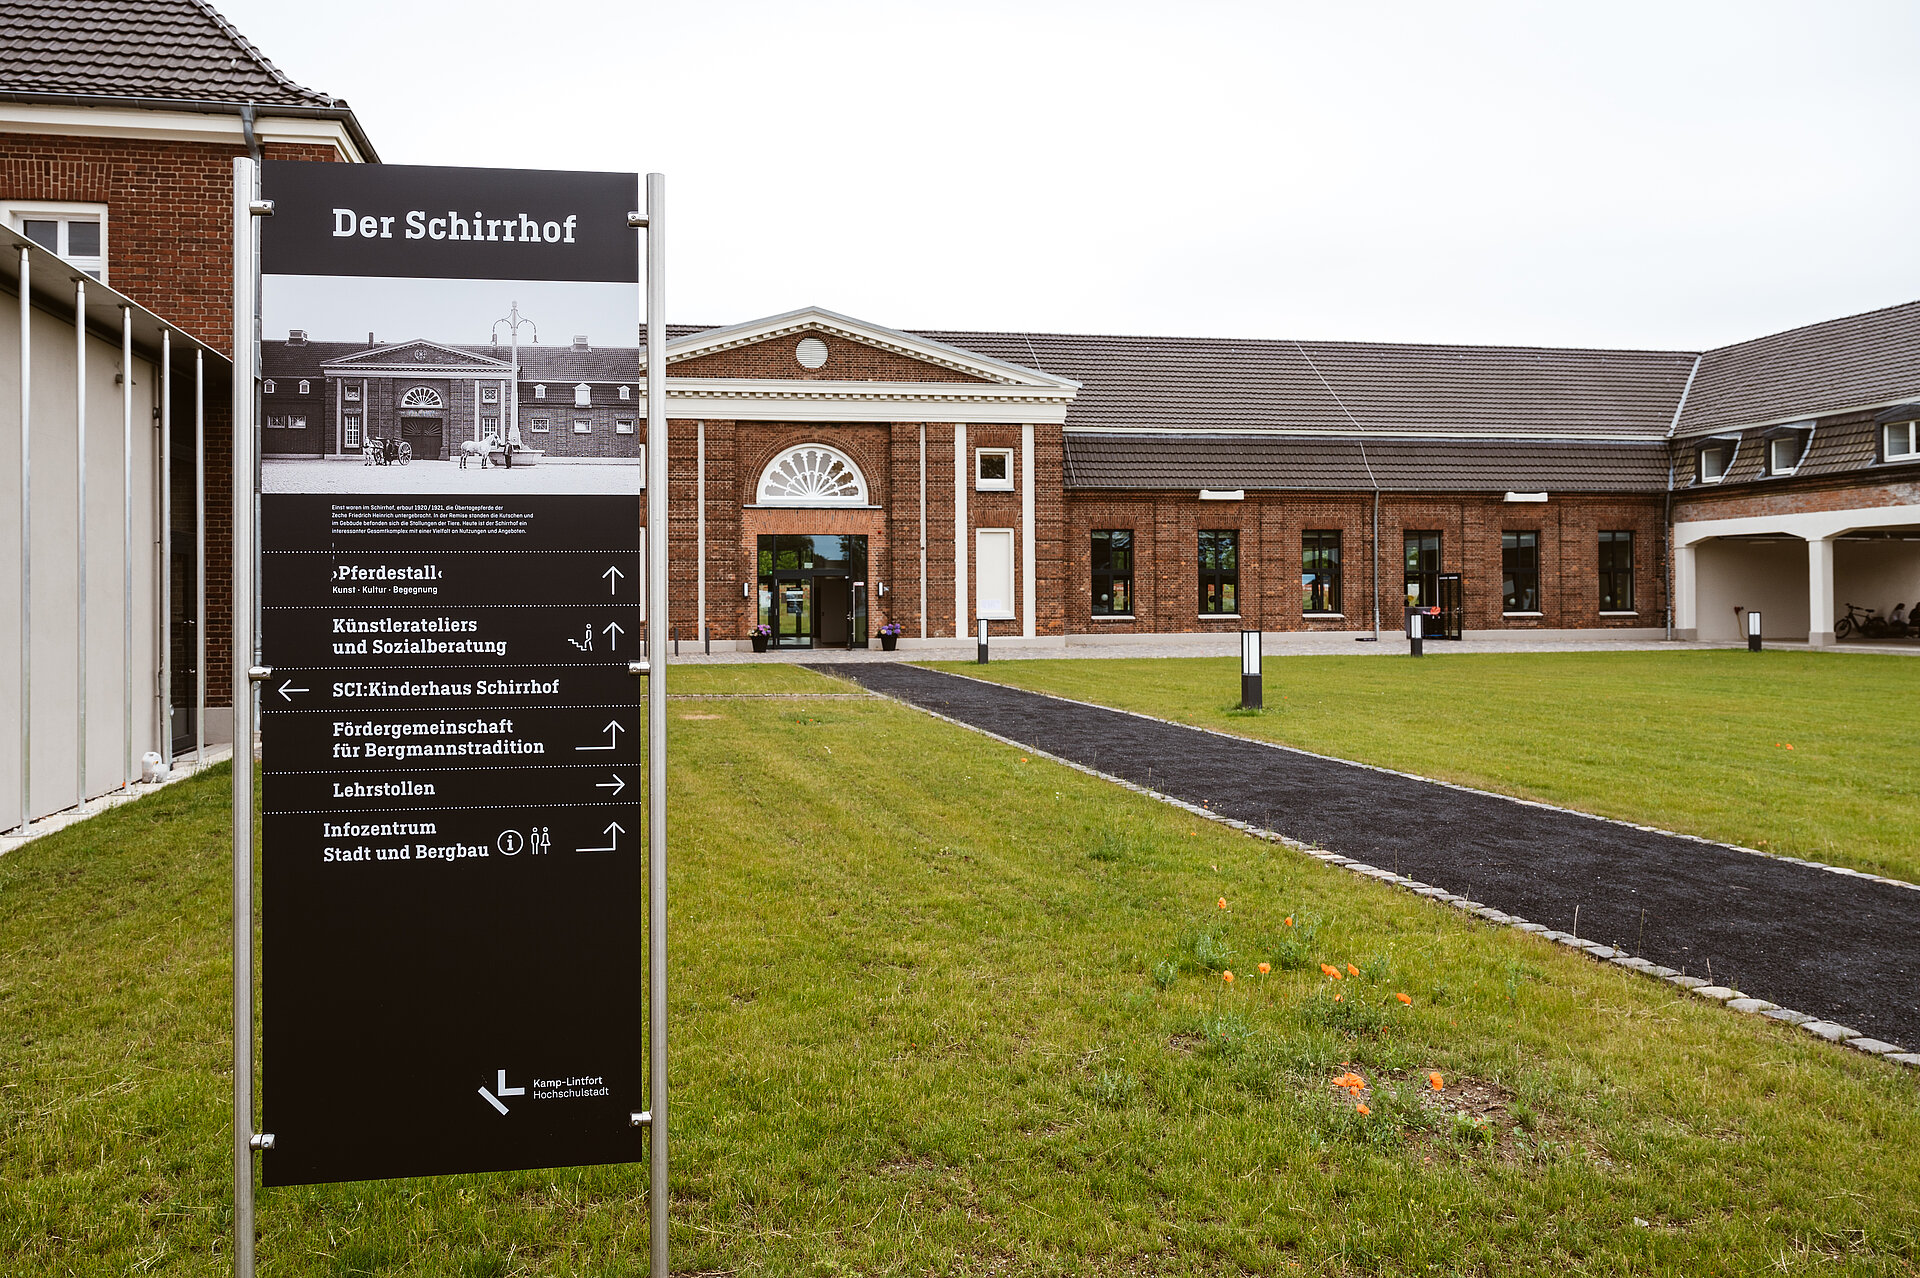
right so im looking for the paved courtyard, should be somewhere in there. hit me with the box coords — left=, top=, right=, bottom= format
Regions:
left=262, top=457, right=641, bottom=495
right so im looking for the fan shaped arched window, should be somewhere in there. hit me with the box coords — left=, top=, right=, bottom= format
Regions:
left=756, top=444, right=869, bottom=506
left=400, top=386, right=444, bottom=409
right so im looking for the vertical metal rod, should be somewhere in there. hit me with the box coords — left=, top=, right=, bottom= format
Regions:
left=74, top=276, right=87, bottom=813
left=230, top=156, right=259, bottom=1278
left=195, top=348, right=205, bottom=767
left=16, top=246, right=29, bottom=832
left=643, top=170, right=669, bottom=1278
left=160, top=329, right=171, bottom=764
left=122, top=305, right=132, bottom=790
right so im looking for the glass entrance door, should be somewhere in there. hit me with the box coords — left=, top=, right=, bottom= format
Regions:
left=771, top=576, right=812, bottom=648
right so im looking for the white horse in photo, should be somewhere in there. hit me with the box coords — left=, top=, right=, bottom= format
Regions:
left=459, top=432, right=504, bottom=469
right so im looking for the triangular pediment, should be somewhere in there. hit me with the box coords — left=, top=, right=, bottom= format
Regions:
left=656, top=306, right=1080, bottom=390
left=322, top=339, right=516, bottom=372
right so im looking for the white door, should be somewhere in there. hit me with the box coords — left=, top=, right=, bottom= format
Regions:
left=975, top=528, right=1015, bottom=619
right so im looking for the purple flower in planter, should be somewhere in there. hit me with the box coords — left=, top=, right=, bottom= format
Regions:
left=751, top=624, right=773, bottom=637
left=879, top=622, right=903, bottom=638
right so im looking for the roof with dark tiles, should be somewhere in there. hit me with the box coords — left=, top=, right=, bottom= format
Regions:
left=1674, top=299, right=1920, bottom=439
left=1063, top=434, right=1671, bottom=494
left=910, top=329, right=1699, bottom=441
left=0, top=0, right=342, bottom=106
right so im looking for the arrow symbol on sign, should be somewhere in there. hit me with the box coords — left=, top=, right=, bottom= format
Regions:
left=577, top=821, right=624, bottom=853
left=575, top=720, right=624, bottom=751
left=602, top=620, right=625, bottom=645
left=602, top=565, right=624, bottom=595
left=596, top=774, right=627, bottom=796
left=276, top=680, right=309, bottom=702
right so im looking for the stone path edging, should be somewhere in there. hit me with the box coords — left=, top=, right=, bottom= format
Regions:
left=832, top=668, right=1919, bottom=1074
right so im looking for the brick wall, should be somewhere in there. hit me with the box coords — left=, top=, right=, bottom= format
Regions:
left=1061, top=491, right=1667, bottom=633
left=5, top=132, right=345, bottom=708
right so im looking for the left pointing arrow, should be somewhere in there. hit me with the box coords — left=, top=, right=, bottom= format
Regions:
left=276, top=680, right=309, bottom=702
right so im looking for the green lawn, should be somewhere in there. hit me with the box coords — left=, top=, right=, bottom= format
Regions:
left=3, top=675, right=1917, bottom=1275
left=923, top=650, right=1920, bottom=885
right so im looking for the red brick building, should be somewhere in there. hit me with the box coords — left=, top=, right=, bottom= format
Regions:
left=2, top=0, right=375, bottom=738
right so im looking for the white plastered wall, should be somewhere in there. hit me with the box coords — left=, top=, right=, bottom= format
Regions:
left=1834, top=539, right=1920, bottom=619
left=1692, top=539, right=1809, bottom=642
left=0, top=289, right=162, bottom=824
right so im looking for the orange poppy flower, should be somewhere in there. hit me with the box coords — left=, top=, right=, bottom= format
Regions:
left=1284, top=916, right=1294, bottom=927
left=1218, top=898, right=1228, bottom=910
left=1222, top=970, right=1234, bottom=984
left=1346, top=963, right=1360, bottom=977
left=1355, top=1103, right=1371, bottom=1115
left=1395, top=992, right=1412, bottom=1005
left=1257, top=962, right=1271, bottom=975
left=1332, top=1071, right=1366, bottom=1091
left=1333, top=993, right=1344, bottom=1002
left=1428, top=1071, right=1445, bottom=1091
left=1320, top=963, right=1340, bottom=978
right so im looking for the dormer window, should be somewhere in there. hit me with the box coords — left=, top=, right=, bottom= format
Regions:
left=1765, top=430, right=1809, bottom=476
left=1885, top=420, right=1920, bottom=462
left=1697, top=441, right=1735, bottom=483
left=619, top=385, right=631, bottom=400
left=534, top=384, right=546, bottom=399
left=263, top=379, right=275, bottom=394
left=574, top=383, right=592, bottom=408
left=297, top=379, right=310, bottom=395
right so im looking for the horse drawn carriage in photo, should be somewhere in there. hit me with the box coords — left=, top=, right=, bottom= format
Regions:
left=362, top=434, right=410, bottom=465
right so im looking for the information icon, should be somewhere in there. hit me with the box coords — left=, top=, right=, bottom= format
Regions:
left=496, top=829, right=525, bottom=856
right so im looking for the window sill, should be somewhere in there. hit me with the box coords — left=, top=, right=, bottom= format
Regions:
left=1090, top=615, right=1136, bottom=622
left=1502, top=612, right=1544, bottom=618
left=974, top=483, right=1015, bottom=493
left=1198, top=614, right=1242, bottom=620
left=1599, top=611, right=1638, bottom=617
left=1304, top=613, right=1346, bottom=620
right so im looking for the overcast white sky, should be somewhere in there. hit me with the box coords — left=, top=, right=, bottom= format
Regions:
left=221, top=0, right=1920, bottom=350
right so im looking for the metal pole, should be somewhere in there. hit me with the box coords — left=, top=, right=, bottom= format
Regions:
left=160, top=329, right=171, bottom=764
left=122, top=305, right=132, bottom=790
left=696, top=419, right=705, bottom=652
left=195, top=348, right=205, bottom=767
left=643, top=170, right=669, bottom=1278
left=74, top=275, right=87, bottom=813
left=917, top=423, right=926, bottom=640
left=231, top=156, right=260, bottom=1278
left=16, top=246, right=29, bottom=832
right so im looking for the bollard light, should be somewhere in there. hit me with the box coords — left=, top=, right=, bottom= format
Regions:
left=1240, top=630, right=1263, bottom=708
left=1748, top=609, right=1762, bottom=652
left=1408, top=608, right=1424, bottom=658
left=977, top=617, right=989, bottom=664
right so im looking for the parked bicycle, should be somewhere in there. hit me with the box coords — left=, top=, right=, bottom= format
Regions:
left=1835, top=602, right=1889, bottom=640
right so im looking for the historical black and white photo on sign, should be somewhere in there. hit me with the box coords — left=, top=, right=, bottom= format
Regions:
left=260, top=272, right=642, bottom=494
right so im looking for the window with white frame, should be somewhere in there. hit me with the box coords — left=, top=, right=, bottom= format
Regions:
left=534, top=384, right=546, bottom=399
left=4, top=201, right=108, bottom=281
left=574, top=418, right=592, bottom=434
left=1884, top=420, right=1920, bottom=461
left=756, top=444, right=869, bottom=505
left=297, top=379, right=310, bottom=395
left=574, top=383, right=592, bottom=407
left=481, top=415, right=499, bottom=436
left=1697, top=441, right=1735, bottom=483
left=343, top=412, right=362, bottom=449
left=265, top=415, right=284, bottom=429
left=529, top=415, right=550, bottom=434
left=616, top=418, right=634, bottom=434
left=1766, top=432, right=1808, bottom=476
left=263, top=379, right=275, bottom=394
left=619, top=385, right=631, bottom=400
left=481, top=385, right=499, bottom=404
left=975, top=447, right=1014, bottom=491
left=286, top=414, right=307, bottom=430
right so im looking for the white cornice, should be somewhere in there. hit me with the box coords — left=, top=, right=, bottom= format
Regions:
left=658, top=305, right=1080, bottom=392
left=0, top=101, right=365, bottom=161
left=646, top=378, right=1072, bottom=425
left=1061, top=426, right=1671, bottom=443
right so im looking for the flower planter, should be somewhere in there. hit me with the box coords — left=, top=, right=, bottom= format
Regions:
left=880, top=635, right=898, bottom=652
left=751, top=635, right=769, bottom=653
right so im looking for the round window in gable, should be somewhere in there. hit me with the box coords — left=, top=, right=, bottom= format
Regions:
left=795, top=337, right=829, bottom=370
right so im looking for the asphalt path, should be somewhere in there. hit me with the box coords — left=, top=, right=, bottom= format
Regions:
left=821, top=662, right=1920, bottom=1050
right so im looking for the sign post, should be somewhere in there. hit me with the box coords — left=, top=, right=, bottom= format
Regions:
left=1747, top=609, right=1763, bottom=652
left=1240, top=629, right=1262, bottom=708
left=232, top=159, right=663, bottom=1268
left=1407, top=607, right=1424, bottom=657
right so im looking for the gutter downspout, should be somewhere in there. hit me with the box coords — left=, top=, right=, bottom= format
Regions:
left=239, top=102, right=261, bottom=164
left=1663, top=355, right=1703, bottom=642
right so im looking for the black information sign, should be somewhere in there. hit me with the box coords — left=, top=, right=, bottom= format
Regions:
left=257, top=163, right=644, bottom=1186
